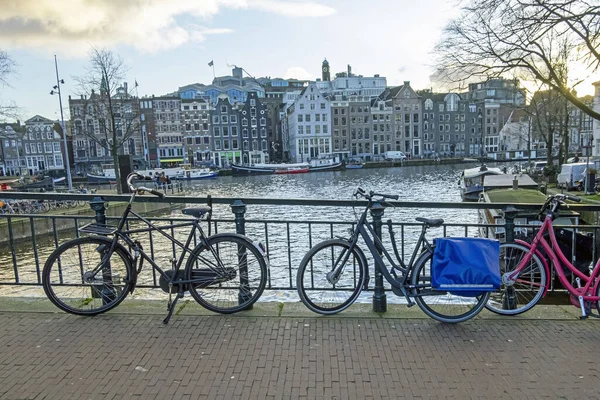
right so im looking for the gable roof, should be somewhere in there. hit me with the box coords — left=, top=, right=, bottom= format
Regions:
left=25, top=115, right=54, bottom=124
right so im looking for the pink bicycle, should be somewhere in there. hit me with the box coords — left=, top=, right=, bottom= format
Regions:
left=486, top=193, right=600, bottom=318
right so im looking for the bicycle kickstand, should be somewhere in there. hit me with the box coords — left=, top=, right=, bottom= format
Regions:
left=163, top=288, right=184, bottom=325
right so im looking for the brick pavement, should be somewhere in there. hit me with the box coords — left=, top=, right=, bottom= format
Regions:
left=0, top=312, right=599, bottom=400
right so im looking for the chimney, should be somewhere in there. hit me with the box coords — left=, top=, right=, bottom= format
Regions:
left=347, top=64, right=352, bottom=77
left=404, top=81, right=410, bottom=86
left=124, top=82, right=128, bottom=94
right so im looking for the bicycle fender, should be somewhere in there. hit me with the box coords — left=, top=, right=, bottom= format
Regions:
left=514, top=239, right=551, bottom=296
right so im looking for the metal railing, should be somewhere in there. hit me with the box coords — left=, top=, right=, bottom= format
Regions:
left=1, top=191, right=599, bottom=309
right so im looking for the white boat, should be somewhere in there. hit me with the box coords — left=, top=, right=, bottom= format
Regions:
left=459, top=164, right=504, bottom=201
left=173, top=168, right=218, bottom=180
left=88, top=163, right=217, bottom=182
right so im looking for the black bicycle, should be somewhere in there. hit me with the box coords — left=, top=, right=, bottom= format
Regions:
left=296, top=187, right=489, bottom=323
left=42, top=172, right=268, bottom=323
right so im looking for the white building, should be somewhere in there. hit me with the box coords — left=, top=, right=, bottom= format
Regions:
left=316, top=75, right=387, bottom=98
left=286, top=83, right=332, bottom=162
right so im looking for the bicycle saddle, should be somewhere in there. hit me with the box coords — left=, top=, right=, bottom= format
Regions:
left=416, top=217, right=444, bottom=227
left=182, top=206, right=212, bottom=219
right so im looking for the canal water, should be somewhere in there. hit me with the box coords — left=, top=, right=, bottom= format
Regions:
left=0, top=161, right=503, bottom=302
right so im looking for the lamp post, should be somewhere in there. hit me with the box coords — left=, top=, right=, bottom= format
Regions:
left=50, top=55, right=73, bottom=191
left=478, top=112, right=483, bottom=158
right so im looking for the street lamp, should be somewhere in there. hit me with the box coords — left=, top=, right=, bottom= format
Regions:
left=478, top=112, right=483, bottom=158
left=50, top=55, right=73, bottom=191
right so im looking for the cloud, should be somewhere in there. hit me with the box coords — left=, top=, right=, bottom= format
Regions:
left=0, top=0, right=334, bottom=56
left=284, top=67, right=313, bottom=80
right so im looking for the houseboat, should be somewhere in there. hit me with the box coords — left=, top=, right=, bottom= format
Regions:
left=459, top=164, right=504, bottom=201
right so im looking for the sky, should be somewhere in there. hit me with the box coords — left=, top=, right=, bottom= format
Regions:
left=0, top=0, right=597, bottom=123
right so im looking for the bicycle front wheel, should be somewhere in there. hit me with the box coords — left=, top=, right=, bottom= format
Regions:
left=296, top=239, right=367, bottom=315
left=42, top=236, right=133, bottom=315
left=186, top=234, right=267, bottom=314
left=411, top=249, right=488, bottom=323
left=485, top=242, right=546, bottom=315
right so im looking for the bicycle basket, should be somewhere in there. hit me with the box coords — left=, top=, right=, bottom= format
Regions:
left=432, top=237, right=501, bottom=296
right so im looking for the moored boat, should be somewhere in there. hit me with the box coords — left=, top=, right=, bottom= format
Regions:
left=173, top=168, right=218, bottom=180
left=274, top=167, right=309, bottom=174
left=478, top=188, right=579, bottom=241
left=459, top=164, right=504, bottom=201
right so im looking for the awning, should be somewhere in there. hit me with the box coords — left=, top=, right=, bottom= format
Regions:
left=160, top=158, right=184, bottom=163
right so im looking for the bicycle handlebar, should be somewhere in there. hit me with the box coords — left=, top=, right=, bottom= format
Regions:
left=354, top=187, right=399, bottom=201
left=127, top=173, right=166, bottom=198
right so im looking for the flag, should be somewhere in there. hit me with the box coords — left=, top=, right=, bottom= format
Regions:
left=134, top=80, right=139, bottom=88
left=208, top=60, right=214, bottom=67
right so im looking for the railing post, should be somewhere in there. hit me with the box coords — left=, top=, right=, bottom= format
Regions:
left=370, top=201, right=387, bottom=313
left=503, top=205, right=518, bottom=243
left=89, top=197, right=115, bottom=304
left=231, top=200, right=252, bottom=309
left=89, top=196, right=107, bottom=225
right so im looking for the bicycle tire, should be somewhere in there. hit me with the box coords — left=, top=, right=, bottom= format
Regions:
left=485, top=242, right=546, bottom=315
left=296, top=239, right=367, bottom=315
left=186, top=234, right=267, bottom=314
left=411, top=248, right=488, bottom=323
left=42, top=236, right=134, bottom=315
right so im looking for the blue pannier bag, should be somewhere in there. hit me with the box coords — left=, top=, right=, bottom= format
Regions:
left=432, top=237, right=501, bottom=296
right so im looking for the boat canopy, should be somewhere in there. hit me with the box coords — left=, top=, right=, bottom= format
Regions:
left=463, top=166, right=503, bottom=180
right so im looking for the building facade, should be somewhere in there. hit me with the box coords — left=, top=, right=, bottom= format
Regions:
left=69, top=84, right=144, bottom=174
left=286, top=83, right=332, bottom=162
left=210, top=96, right=242, bottom=167
left=152, top=96, right=183, bottom=167
left=181, top=98, right=213, bottom=166
left=23, top=115, right=64, bottom=175
left=0, top=123, right=25, bottom=176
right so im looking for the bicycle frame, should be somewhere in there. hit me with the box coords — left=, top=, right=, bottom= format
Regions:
left=508, top=214, right=600, bottom=304
left=93, top=190, right=217, bottom=289
left=337, top=198, right=434, bottom=294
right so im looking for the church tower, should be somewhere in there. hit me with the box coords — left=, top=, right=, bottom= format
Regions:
left=322, top=58, right=330, bottom=82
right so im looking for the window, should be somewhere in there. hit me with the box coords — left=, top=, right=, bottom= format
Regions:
left=261, top=127, right=266, bottom=137
left=252, top=128, right=257, bottom=138
left=213, top=127, right=220, bottom=136
left=223, top=126, right=229, bottom=137
left=298, top=114, right=303, bottom=122
left=221, top=106, right=227, bottom=113
left=242, top=128, right=248, bottom=138
left=221, top=115, right=228, bottom=124
left=230, top=115, right=237, bottom=123
left=315, top=114, right=320, bottom=122
left=320, top=103, right=325, bottom=110
left=299, top=104, right=305, bottom=110
left=212, top=115, right=219, bottom=124
left=260, top=117, right=266, bottom=126
left=305, top=114, right=311, bottom=122
left=310, top=104, right=315, bottom=110
left=231, top=126, right=238, bottom=136
left=323, top=114, right=327, bottom=122
left=53, top=142, right=60, bottom=152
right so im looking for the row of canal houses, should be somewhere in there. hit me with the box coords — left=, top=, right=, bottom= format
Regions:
left=3, top=60, right=597, bottom=175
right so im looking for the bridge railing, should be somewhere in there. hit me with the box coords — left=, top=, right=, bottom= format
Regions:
left=1, top=191, right=599, bottom=306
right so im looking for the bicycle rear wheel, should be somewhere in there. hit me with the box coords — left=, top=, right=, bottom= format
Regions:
left=296, top=239, right=367, bottom=315
left=42, top=236, right=133, bottom=315
left=186, top=234, right=267, bottom=314
left=485, top=242, right=546, bottom=315
left=411, top=249, right=488, bottom=323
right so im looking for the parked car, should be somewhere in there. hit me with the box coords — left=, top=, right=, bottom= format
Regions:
left=384, top=151, right=407, bottom=161
left=557, top=162, right=588, bottom=190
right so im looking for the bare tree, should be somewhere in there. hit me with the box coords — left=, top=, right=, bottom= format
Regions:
left=435, top=0, right=600, bottom=120
left=72, top=48, right=140, bottom=193
left=529, top=88, right=571, bottom=166
left=0, top=50, right=19, bottom=121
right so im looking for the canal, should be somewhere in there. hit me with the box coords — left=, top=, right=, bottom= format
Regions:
left=0, top=161, right=506, bottom=302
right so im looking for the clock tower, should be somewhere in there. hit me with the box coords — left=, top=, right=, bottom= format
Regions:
left=322, top=58, right=330, bottom=82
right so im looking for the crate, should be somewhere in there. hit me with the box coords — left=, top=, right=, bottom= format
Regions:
left=79, top=222, right=118, bottom=235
